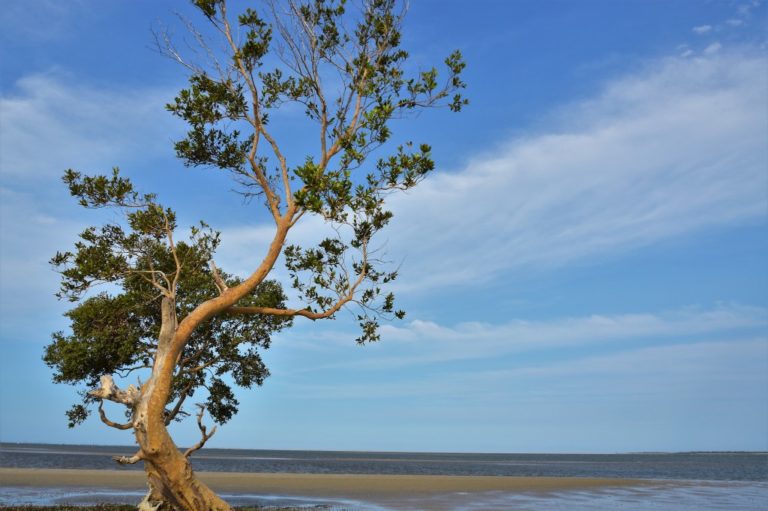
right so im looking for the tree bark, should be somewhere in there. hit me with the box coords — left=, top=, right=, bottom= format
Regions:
left=118, top=216, right=293, bottom=511
left=128, top=297, right=232, bottom=511
left=137, top=435, right=230, bottom=511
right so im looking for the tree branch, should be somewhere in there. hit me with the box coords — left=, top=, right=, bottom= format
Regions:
left=184, top=404, right=217, bottom=457
left=162, top=209, right=182, bottom=293
left=97, top=401, right=134, bottom=430
left=165, top=382, right=194, bottom=425
left=89, top=375, right=140, bottom=406
left=112, top=450, right=144, bottom=465
left=218, top=1, right=289, bottom=217
left=209, top=260, right=229, bottom=294
left=227, top=259, right=367, bottom=320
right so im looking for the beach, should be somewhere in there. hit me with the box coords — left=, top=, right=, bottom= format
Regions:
left=0, top=468, right=658, bottom=509
left=2, top=449, right=766, bottom=510
left=0, top=467, right=651, bottom=492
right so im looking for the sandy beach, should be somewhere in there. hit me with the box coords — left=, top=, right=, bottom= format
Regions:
left=0, top=467, right=651, bottom=509
left=2, top=468, right=765, bottom=511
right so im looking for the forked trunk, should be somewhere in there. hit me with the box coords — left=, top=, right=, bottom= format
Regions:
left=132, top=298, right=231, bottom=511
left=126, top=224, right=292, bottom=510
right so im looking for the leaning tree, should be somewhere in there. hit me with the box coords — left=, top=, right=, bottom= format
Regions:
left=44, top=1, right=466, bottom=510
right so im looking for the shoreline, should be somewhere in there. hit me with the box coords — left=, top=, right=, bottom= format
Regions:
left=0, top=467, right=651, bottom=496
left=2, top=469, right=765, bottom=511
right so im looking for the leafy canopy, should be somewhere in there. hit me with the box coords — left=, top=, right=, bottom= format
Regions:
left=45, top=0, right=466, bottom=431
left=46, top=169, right=292, bottom=426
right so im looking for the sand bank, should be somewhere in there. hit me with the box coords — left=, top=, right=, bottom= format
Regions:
left=0, top=467, right=647, bottom=497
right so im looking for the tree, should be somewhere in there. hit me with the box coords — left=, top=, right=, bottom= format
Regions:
left=44, top=1, right=466, bottom=510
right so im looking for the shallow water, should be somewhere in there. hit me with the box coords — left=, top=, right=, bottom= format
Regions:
left=1, top=481, right=767, bottom=510
left=1, top=444, right=767, bottom=510
left=2, top=444, right=766, bottom=480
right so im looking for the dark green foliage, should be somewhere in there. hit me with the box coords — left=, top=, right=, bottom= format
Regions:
left=46, top=170, right=292, bottom=426
left=160, top=1, right=465, bottom=343
left=47, top=0, right=465, bottom=432
left=167, top=75, right=250, bottom=170
left=237, top=8, right=273, bottom=71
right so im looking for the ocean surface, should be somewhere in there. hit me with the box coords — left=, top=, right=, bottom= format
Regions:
left=1, top=443, right=766, bottom=510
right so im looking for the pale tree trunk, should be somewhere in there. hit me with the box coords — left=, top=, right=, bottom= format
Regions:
left=130, top=298, right=231, bottom=511
left=93, top=220, right=293, bottom=511
left=132, top=395, right=230, bottom=511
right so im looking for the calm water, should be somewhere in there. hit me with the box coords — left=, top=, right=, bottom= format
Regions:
left=1, top=443, right=767, bottom=510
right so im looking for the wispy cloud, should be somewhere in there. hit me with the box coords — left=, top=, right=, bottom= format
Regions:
left=0, top=73, right=179, bottom=181
left=0, top=0, right=90, bottom=43
left=276, top=304, right=768, bottom=371
left=279, top=336, right=767, bottom=401
left=379, top=49, right=768, bottom=291
left=703, top=41, right=723, bottom=54
left=0, top=188, right=83, bottom=337
left=0, top=73, right=184, bottom=336
left=692, top=25, right=712, bottom=34
left=382, top=304, right=766, bottom=346
left=212, top=50, right=768, bottom=294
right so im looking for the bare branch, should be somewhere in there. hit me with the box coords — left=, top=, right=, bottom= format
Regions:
left=183, top=358, right=220, bottom=375
left=162, top=209, right=182, bottom=293
left=184, top=404, right=217, bottom=457
left=209, top=260, right=229, bottom=294
left=257, top=126, right=293, bottom=208
left=129, top=268, right=172, bottom=298
left=227, top=254, right=368, bottom=320
left=165, top=382, right=194, bottom=425
left=114, top=363, right=152, bottom=379
left=89, top=375, right=140, bottom=406
left=97, top=401, right=134, bottom=430
left=289, top=209, right=306, bottom=228
left=151, top=23, right=204, bottom=75
left=245, top=137, right=283, bottom=223
left=218, top=1, right=287, bottom=219
left=113, top=451, right=144, bottom=465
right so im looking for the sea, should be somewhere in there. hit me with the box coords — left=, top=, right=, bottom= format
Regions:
left=1, top=443, right=766, bottom=510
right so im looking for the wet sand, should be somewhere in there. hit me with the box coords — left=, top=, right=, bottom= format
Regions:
left=0, top=467, right=648, bottom=497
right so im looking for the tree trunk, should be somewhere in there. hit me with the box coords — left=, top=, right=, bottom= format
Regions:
left=131, top=297, right=231, bottom=511
left=132, top=371, right=232, bottom=511
left=126, top=222, right=293, bottom=511
left=137, top=431, right=230, bottom=511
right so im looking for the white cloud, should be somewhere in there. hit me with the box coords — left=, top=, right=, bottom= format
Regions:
left=726, top=18, right=745, bottom=27
left=380, top=50, right=768, bottom=291
left=692, top=24, right=712, bottom=34
left=282, top=303, right=768, bottom=371
left=284, top=336, right=768, bottom=401
left=0, top=188, right=82, bottom=335
left=703, top=41, right=723, bottom=54
left=212, top=50, right=767, bottom=294
left=0, top=73, right=179, bottom=181
left=382, top=303, right=765, bottom=359
left=493, top=336, right=767, bottom=382
left=0, top=73, right=186, bottom=335
left=0, top=0, right=89, bottom=43
left=383, top=304, right=766, bottom=345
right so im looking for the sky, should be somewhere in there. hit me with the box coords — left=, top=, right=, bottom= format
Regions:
left=0, top=0, right=766, bottom=454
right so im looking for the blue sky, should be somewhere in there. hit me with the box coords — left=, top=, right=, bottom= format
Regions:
left=0, top=0, right=766, bottom=453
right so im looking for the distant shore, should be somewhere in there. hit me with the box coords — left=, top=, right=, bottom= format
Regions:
left=0, top=467, right=649, bottom=498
